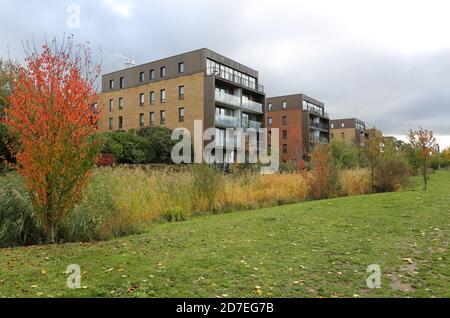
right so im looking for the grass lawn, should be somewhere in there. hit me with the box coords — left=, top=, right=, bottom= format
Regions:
left=0, top=171, right=449, bottom=298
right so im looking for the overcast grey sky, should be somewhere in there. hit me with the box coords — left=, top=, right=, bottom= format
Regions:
left=1, top=0, right=449, bottom=148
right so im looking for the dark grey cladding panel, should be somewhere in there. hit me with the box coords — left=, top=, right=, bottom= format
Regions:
left=101, top=49, right=207, bottom=92
left=204, top=49, right=259, bottom=78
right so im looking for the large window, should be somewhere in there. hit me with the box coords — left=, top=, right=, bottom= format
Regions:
left=206, top=59, right=257, bottom=90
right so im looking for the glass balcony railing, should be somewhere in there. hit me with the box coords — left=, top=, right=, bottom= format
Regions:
left=215, top=114, right=239, bottom=128
left=309, top=135, right=330, bottom=144
left=215, top=91, right=241, bottom=108
left=242, top=100, right=263, bottom=113
left=310, top=122, right=330, bottom=131
left=207, top=67, right=264, bottom=93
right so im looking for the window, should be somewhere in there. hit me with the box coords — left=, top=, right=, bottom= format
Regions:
left=268, top=103, right=272, bottom=111
left=179, top=107, right=185, bottom=122
left=139, top=93, right=145, bottom=106
left=283, top=144, right=288, bottom=154
left=282, top=116, right=287, bottom=125
left=341, top=123, right=345, bottom=128
left=139, top=72, right=145, bottom=82
left=118, top=97, right=124, bottom=110
left=118, top=116, right=123, bottom=129
left=283, top=130, right=288, bottom=140
left=268, top=117, right=272, bottom=127
left=160, top=89, right=166, bottom=103
left=150, top=112, right=155, bottom=126
left=149, top=69, right=155, bottom=80
left=160, top=110, right=166, bottom=124
left=120, top=77, right=125, bottom=88
left=139, top=113, right=145, bottom=127
left=178, top=62, right=184, bottom=74
left=109, top=99, right=114, bottom=111
left=331, top=123, right=334, bottom=129
left=282, top=101, right=287, bottom=109
left=160, top=66, right=166, bottom=78
left=109, top=80, right=114, bottom=89
left=179, top=85, right=185, bottom=100
left=341, top=132, right=345, bottom=139
left=109, top=118, right=113, bottom=130
left=149, top=91, right=155, bottom=104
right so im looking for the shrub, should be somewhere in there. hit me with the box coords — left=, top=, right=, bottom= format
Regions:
left=375, top=154, right=411, bottom=192
left=308, top=144, right=341, bottom=200
left=162, top=207, right=188, bottom=223
left=331, top=140, right=360, bottom=169
left=0, top=173, right=45, bottom=247
left=340, top=169, right=372, bottom=196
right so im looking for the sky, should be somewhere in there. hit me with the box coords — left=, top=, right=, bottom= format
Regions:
left=0, top=0, right=449, bottom=149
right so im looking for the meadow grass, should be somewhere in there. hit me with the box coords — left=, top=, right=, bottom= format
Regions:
left=0, top=171, right=448, bottom=298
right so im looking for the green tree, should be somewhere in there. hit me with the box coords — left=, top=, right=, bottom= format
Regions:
left=362, top=133, right=384, bottom=192
left=330, top=140, right=360, bottom=169
left=407, top=127, right=437, bottom=190
left=137, top=127, right=176, bottom=163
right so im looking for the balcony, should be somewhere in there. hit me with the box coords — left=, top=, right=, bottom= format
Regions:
left=310, top=122, right=330, bottom=131
left=215, top=114, right=239, bottom=128
left=215, top=91, right=241, bottom=108
left=242, top=99, right=263, bottom=114
left=306, top=107, right=329, bottom=118
left=207, top=67, right=264, bottom=93
left=309, top=135, right=330, bottom=144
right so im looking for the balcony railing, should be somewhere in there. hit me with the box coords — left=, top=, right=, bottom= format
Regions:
left=215, top=114, right=239, bottom=128
left=309, top=135, right=330, bottom=144
left=215, top=91, right=241, bottom=108
left=310, top=122, right=330, bottom=131
left=242, top=99, right=263, bottom=114
left=306, top=107, right=329, bottom=118
left=207, top=67, right=264, bottom=93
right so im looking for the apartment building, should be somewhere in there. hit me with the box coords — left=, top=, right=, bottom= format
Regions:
left=330, top=118, right=369, bottom=147
left=265, top=94, right=330, bottom=167
left=99, top=48, right=266, bottom=163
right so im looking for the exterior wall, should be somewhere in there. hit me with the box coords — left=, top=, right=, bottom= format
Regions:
left=330, top=118, right=368, bottom=147
left=331, top=127, right=357, bottom=144
left=266, top=108, right=303, bottom=163
left=266, top=93, right=330, bottom=168
left=99, top=72, right=205, bottom=136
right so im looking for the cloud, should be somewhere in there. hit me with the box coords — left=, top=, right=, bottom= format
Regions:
left=102, top=0, right=133, bottom=18
left=0, top=0, right=448, bottom=143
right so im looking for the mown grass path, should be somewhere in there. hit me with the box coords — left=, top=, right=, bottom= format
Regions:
left=1, top=172, right=449, bottom=298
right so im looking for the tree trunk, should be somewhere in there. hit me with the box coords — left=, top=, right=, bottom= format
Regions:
left=47, top=222, right=55, bottom=244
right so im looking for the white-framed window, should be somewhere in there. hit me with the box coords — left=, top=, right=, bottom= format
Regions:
left=282, top=101, right=287, bottom=109
left=341, top=123, right=345, bottom=128
left=160, top=89, right=166, bottom=102
left=139, top=93, right=145, bottom=105
left=178, top=62, right=184, bottom=74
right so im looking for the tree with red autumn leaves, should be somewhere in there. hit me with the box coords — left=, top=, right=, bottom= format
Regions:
left=407, top=127, right=437, bottom=190
left=3, top=36, right=101, bottom=243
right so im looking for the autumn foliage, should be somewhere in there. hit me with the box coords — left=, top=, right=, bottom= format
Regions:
left=4, top=38, right=101, bottom=243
